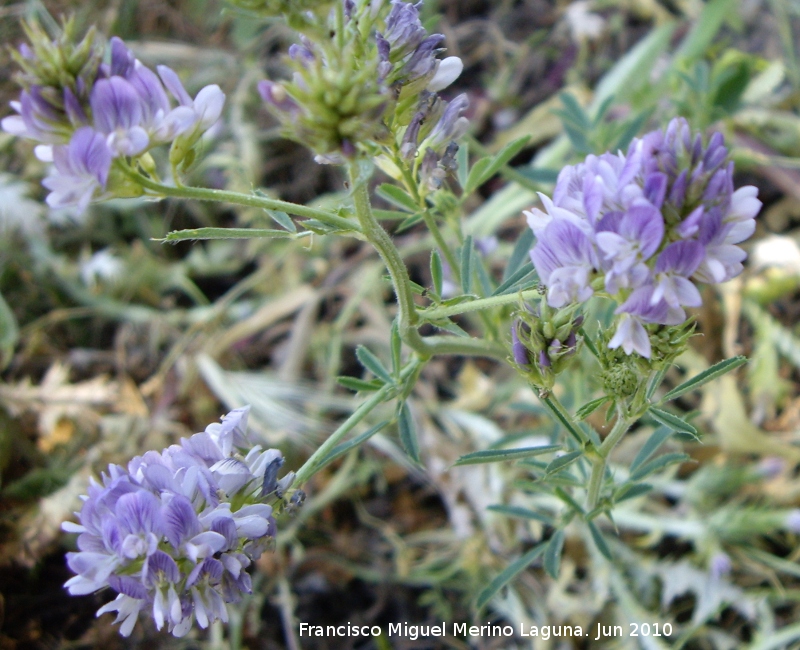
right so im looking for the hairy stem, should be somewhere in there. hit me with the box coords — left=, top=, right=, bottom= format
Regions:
left=586, top=412, right=633, bottom=511
left=420, top=289, right=542, bottom=321
left=120, top=163, right=359, bottom=232
left=292, top=359, right=422, bottom=487
left=348, top=162, right=507, bottom=360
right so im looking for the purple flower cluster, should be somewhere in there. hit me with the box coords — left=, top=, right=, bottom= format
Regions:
left=526, top=118, right=761, bottom=358
left=3, top=30, right=224, bottom=213
left=63, top=407, right=291, bottom=637
left=258, top=0, right=466, bottom=170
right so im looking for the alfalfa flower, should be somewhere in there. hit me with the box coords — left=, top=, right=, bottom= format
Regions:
left=2, top=23, right=225, bottom=213
left=62, top=407, right=292, bottom=637
left=524, top=117, right=761, bottom=359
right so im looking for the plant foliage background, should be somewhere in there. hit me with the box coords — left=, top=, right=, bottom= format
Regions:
left=1, top=0, right=800, bottom=648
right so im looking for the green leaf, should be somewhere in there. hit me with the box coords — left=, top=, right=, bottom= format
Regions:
left=545, top=450, right=583, bottom=476
left=587, top=521, right=612, bottom=560
left=390, top=321, right=402, bottom=376
left=2, top=466, right=73, bottom=500
left=502, top=228, right=535, bottom=283
left=554, top=487, right=584, bottom=515
left=460, top=235, right=474, bottom=295
left=661, top=355, right=747, bottom=402
left=266, top=209, right=296, bottom=233
left=318, top=421, right=390, bottom=468
left=464, top=157, right=493, bottom=195
left=162, top=227, right=302, bottom=242
left=376, top=184, right=418, bottom=212
left=614, top=482, right=654, bottom=503
left=613, top=110, right=652, bottom=151
left=646, top=365, right=669, bottom=400
left=674, top=0, right=736, bottom=62
left=476, top=543, right=546, bottom=609
left=395, top=212, right=424, bottom=233
left=337, top=376, right=383, bottom=392
left=559, top=92, right=590, bottom=129
left=648, top=407, right=699, bottom=439
left=430, top=250, right=443, bottom=297
left=576, top=396, right=609, bottom=420
left=457, top=140, right=469, bottom=189
left=515, top=167, right=560, bottom=184
left=543, top=530, right=565, bottom=579
left=428, top=318, right=469, bottom=337
left=630, top=426, right=674, bottom=474
left=486, top=505, right=554, bottom=526
left=355, top=345, right=394, bottom=385
left=593, top=22, right=676, bottom=108
left=454, top=445, right=561, bottom=466
left=472, top=136, right=531, bottom=189
left=373, top=209, right=410, bottom=221
left=397, top=402, right=420, bottom=464
left=491, top=264, right=536, bottom=296
left=629, top=452, right=690, bottom=482
left=0, top=291, right=19, bottom=371
left=476, top=259, right=493, bottom=297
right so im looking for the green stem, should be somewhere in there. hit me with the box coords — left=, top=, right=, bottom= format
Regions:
left=586, top=412, right=633, bottom=511
left=292, top=359, right=421, bottom=487
left=348, top=162, right=507, bottom=360
left=120, top=163, right=359, bottom=232
left=541, top=394, right=589, bottom=445
left=420, top=289, right=541, bottom=321
left=396, top=157, right=461, bottom=280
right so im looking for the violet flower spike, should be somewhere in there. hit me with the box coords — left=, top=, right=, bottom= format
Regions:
left=62, top=407, right=285, bottom=638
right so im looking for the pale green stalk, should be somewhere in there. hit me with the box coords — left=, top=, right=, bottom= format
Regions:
left=586, top=412, right=633, bottom=511
left=119, top=163, right=359, bottom=232
left=420, top=289, right=541, bottom=321
left=347, top=162, right=507, bottom=360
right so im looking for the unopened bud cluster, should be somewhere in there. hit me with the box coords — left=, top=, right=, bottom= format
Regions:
left=62, top=407, right=293, bottom=637
left=259, top=0, right=467, bottom=187
left=510, top=301, right=583, bottom=390
left=2, top=19, right=225, bottom=213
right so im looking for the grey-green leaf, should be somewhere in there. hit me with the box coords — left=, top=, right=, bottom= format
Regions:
left=464, top=157, right=493, bottom=195
left=543, top=530, right=565, bottom=579
left=587, top=521, right=612, bottom=559
left=576, top=396, right=609, bottom=420
left=457, top=140, right=469, bottom=189
left=629, top=452, right=690, bottom=482
left=0, top=291, right=19, bottom=371
left=476, top=543, right=546, bottom=609
left=318, top=421, right=390, bottom=469
left=545, top=450, right=583, bottom=476
left=460, top=236, right=474, bottom=295
left=356, top=345, right=394, bottom=385
left=454, top=445, right=561, bottom=466
left=376, top=184, right=418, bottom=212
left=486, top=505, right=555, bottom=526
left=502, top=228, right=535, bottom=283
left=614, top=482, right=654, bottom=503
left=397, top=402, right=420, bottom=464
left=630, top=426, right=674, bottom=474
left=337, top=376, right=383, bottom=392
left=661, top=356, right=747, bottom=402
left=430, top=250, right=443, bottom=297
left=266, top=209, right=296, bottom=233
left=648, top=407, right=699, bottom=439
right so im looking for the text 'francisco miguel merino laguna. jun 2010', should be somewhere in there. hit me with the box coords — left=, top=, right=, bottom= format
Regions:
left=298, top=621, right=674, bottom=641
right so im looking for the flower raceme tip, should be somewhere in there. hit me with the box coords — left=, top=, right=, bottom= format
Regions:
left=2, top=28, right=225, bottom=213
